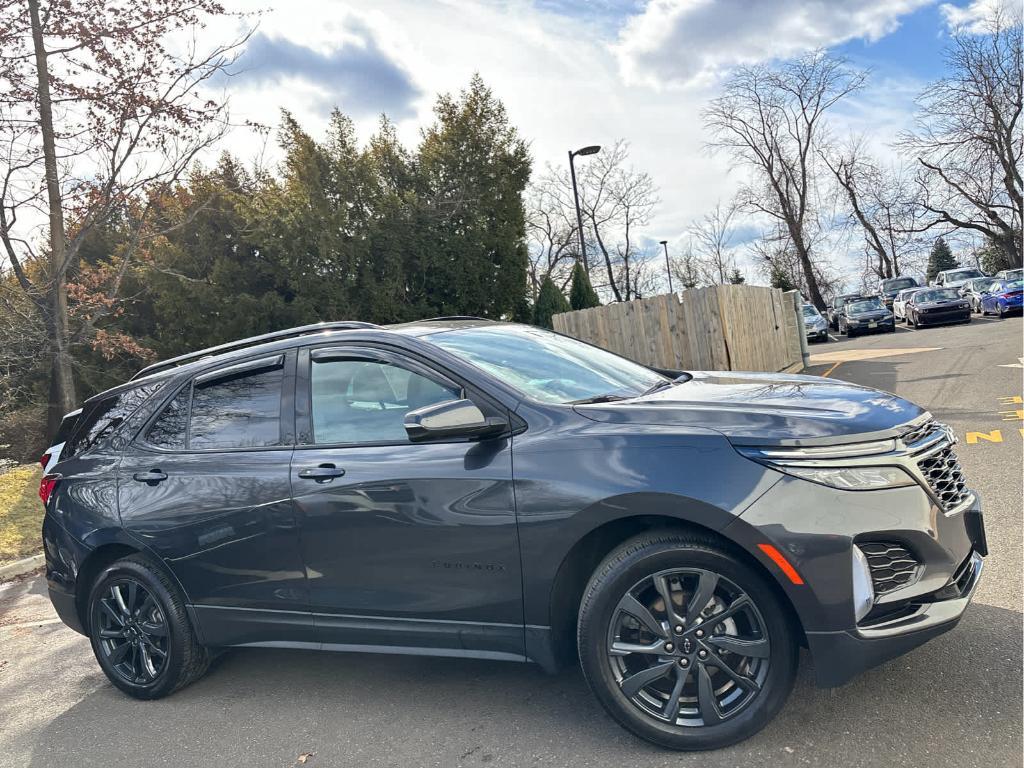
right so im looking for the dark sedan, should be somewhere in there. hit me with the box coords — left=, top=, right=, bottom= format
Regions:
left=838, top=297, right=896, bottom=337
left=906, top=288, right=972, bottom=328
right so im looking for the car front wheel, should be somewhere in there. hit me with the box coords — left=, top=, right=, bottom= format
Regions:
left=577, top=532, right=798, bottom=751
left=87, top=555, right=210, bottom=699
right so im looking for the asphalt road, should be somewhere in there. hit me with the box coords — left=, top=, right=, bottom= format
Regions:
left=1, top=315, right=1021, bottom=768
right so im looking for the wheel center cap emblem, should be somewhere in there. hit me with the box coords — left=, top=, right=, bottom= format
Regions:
left=682, top=638, right=694, bottom=654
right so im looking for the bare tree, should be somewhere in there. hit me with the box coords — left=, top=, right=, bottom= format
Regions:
left=704, top=51, right=867, bottom=309
left=524, top=166, right=578, bottom=298
left=689, top=200, right=740, bottom=284
left=576, top=140, right=659, bottom=302
left=749, top=225, right=843, bottom=300
left=823, top=138, right=929, bottom=280
left=668, top=238, right=703, bottom=291
left=899, top=8, right=1022, bottom=268
left=0, top=0, right=249, bottom=436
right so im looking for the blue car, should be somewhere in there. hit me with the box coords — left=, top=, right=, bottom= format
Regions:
left=980, top=279, right=1023, bottom=317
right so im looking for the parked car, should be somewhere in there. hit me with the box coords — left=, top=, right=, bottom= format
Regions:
left=960, top=277, right=1001, bottom=313
left=801, top=303, right=828, bottom=342
left=930, top=267, right=986, bottom=289
left=994, top=268, right=1022, bottom=281
left=980, top=279, right=1023, bottom=317
left=906, top=288, right=972, bottom=328
left=826, top=293, right=861, bottom=331
left=892, top=288, right=921, bottom=322
left=838, top=297, right=896, bottom=337
left=876, top=276, right=919, bottom=309
left=42, top=320, right=986, bottom=751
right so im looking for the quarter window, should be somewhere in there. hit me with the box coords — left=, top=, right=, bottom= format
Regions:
left=145, top=387, right=190, bottom=449
left=311, top=358, right=458, bottom=444
left=64, top=383, right=163, bottom=458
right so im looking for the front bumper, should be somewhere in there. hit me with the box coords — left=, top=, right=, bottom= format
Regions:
left=847, top=317, right=895, bottom=333
left=730, top=475, right=986, bottom=688
left=917, top=308, right=970, bottom=325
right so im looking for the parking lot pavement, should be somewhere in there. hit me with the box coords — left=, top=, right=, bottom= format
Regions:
left=2, top=318, right=1021, bottom=768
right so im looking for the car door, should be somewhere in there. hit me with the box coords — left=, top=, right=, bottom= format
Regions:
left=290, top=343, right=524, bottom=660
left=118, top=351, right=313, bottom=646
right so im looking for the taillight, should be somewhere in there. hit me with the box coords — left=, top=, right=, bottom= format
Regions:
left=39, top=452, right=50, bottom=469
left=39, top=474, right=59, bottom=506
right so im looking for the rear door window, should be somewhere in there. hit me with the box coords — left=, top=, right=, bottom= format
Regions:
left=190, top=365, right=284, bottom=449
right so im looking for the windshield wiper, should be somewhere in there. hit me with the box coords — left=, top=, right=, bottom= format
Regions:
left=568, top=393, right=630, bottom=404
left=640, top=374, right=691, bottom=397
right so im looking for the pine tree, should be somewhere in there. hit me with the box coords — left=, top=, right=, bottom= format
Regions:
left=728, top=268, right=746, bottom=284
left=769, top=264, right=797, bottom=292
left=533, top=275, right=570, bottom=329
left=569, top=262, right=601, bottom=309
left=926, top=237, right=957, bottom=283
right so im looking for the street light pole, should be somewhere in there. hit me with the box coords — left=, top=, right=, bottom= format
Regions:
left=660, top=239, right=673, bottom=294
left=568, top=145, right=600, bottom=273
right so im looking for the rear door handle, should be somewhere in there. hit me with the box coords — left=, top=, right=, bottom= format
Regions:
left=133, top=469, right=168, bottom=484
left=298, top=464, right=346, bottom=482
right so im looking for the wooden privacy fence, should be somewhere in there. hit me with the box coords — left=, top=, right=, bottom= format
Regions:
left=552, top=285, right=804, bottom=373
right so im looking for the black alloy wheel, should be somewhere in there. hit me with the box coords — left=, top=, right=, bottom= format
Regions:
left=87, top=555, right=210, bottom=699
left=93, top=578, right=169, bottom=685
left=605, top=568, right=770, bottom=728
left=578, top=532, right=797, bottom=750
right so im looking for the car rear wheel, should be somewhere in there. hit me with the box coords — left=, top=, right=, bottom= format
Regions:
left=87, top=555, right=210, bottom=699
left=577, top=532, right=798, bottom=751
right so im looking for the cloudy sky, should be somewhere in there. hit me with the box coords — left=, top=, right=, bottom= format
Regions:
left=214, top=0, right=999, bottom=287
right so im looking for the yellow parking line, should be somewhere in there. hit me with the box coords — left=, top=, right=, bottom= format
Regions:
left=822, top=361, right=842, bottom=378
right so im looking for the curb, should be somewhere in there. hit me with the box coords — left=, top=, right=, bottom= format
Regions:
left=0, top=554, right=44, bottom=582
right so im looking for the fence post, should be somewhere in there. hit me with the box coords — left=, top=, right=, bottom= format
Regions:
left=788, top=290, right=810, bottom=370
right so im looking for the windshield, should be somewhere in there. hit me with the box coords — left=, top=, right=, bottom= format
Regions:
left=1000, top=269, right=1023, bottom=280
left=882, top=277, right=916, bottom=292
left=847, top=299, right=885, bottom=313
left=915, top=288, right=960, bottom=302
left=801, top=304, right=820, bottom=318
left=945, top=269, right=984, bottom=281
left=998, top=280, right=1023, bottom=292
left=430, top=325, right=668, bottom=404
left=896, top=289, right=919, bottom=301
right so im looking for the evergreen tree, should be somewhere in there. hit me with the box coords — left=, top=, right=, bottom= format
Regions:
left=769, top=264, right=797, bottom=292
left=569, top=262, right=601, bottom=309
left=926, top=237, right=957, bottom=283
left=728, top=268, right=746, bottom=284
left=417, top=75, right=531, bottom=318
left=533, top=275, right=570, bottom=329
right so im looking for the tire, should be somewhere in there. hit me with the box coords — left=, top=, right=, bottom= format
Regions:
left=998, top=304, right=1005, bottom=318
left=87, top=555, right=210, bottom=700
left=911, top=313, right=919, bottom=328
left=577, top=531, right=798, bottom=751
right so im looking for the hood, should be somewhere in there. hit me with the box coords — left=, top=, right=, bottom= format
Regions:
left=916, top=297, right=966, bottom=309
left=574, top=371, right=925, bottom=445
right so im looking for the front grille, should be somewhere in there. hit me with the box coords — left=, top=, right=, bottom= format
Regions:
left=858, top=542, right=921, bottom=594
left=917, top=444, right=970, bottom=509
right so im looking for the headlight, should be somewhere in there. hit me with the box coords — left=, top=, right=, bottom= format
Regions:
left=776, top=465, right=916, bottom=490
left=737, top=440, right=917, bottom=490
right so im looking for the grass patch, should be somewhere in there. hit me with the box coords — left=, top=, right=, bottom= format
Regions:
left=0, top=464, right=43, bottom=565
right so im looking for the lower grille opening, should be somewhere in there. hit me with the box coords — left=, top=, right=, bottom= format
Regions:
left=858, top=542, right=921, bottom=595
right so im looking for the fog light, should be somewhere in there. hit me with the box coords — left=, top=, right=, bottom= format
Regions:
left=852, top=546, right=875, bottom=622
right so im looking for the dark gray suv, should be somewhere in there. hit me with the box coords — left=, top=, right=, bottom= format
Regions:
left=42, top=319, right=986, bottom=750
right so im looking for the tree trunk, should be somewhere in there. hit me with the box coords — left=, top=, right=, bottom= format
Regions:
left=791, top=232, right=825, bottom=308
left=29, top=0, right=77, bottom=435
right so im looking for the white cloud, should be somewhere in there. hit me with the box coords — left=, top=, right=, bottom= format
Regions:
left=939, top=0, right=1017, bottom=33
left=615, top=0, right=933, bottom=88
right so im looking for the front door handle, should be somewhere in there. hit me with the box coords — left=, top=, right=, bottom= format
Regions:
left=133, top=469, right=168, bottom=484
left=298, top=464, right=346, bottom=482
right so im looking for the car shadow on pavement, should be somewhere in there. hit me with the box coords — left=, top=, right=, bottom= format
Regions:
left=24, top=603, right=1023, bottom=768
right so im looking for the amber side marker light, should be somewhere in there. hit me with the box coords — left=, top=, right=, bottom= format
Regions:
left=757, top=543, right=805, bottom=585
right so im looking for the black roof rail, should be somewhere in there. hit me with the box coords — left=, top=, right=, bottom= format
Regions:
left=131, top=321, right=380, bottom=381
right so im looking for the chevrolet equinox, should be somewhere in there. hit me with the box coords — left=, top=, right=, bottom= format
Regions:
left=42, top=319, right=987, bottom=750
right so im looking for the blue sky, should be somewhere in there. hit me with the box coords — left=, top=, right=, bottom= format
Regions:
left=214, top=0, right=1001, bottom=288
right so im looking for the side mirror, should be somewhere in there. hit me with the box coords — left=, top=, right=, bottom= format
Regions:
left=404, top=398, right=507, bottom=442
